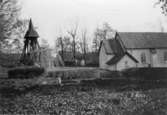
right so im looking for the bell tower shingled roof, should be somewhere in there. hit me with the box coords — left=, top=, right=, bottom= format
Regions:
left=24, top=19, right=39, bottom=38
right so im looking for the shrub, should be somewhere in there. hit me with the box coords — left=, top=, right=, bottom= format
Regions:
left=85, top=61, right=99, bottom=67
left=122, top=67, right=167, bottom=81
left=47, top=68, right=98, bottom=80
left=99, top=70, right=122, bottom=79
left=8, top=66, right=45, bottom=79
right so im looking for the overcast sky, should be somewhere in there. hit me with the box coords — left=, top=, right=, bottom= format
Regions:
left=21, top=0, right=167, bottom=46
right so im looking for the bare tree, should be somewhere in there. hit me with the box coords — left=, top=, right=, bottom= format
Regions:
left=158, top=20, right=164, bottom=32
left=11, top=19, right=29, bottom=53
left=0, top=0, right=21, bottom=47
left=80, top=29, right=88, bottom=63
left=56, top=36, right=64, bottom=60
left=92, top=31, right=101, bottom=52
left=67, top=22, right=78, bottom=62
left=55, top=36, right=72, bottom=61
left=92, top=23, right=115, bottom=52
left=63, top=36, right=73, bottom=52
left=0, top=0, right=29, bottom=54
left=40, top=38, right=50, bottom=48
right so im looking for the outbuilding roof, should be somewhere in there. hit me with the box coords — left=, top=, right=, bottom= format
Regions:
left=118, top=32, right=167, bottom=49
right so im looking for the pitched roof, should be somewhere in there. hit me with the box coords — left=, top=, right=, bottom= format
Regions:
left=24, top=19, right=39, bottom=38
left=102, top=38, right=125, bottom=55
left=106, top=54, right=123, bottom=65
left=100, top=37, right=138, bottom=65
left=118, top=32, right=167, bottom=49
left=106, top=52, right=138, bottom=65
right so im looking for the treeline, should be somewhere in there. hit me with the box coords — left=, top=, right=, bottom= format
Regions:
left=55, top=22, right=116, bottom=63
left=0, top=0, right=166, bottom=55
left=0, top=0, right=28, bottom=53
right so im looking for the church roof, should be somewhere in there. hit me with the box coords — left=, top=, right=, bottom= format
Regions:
left=118, top=32, right=167, bottom=49
left=24, top=19, right=39, bottom=38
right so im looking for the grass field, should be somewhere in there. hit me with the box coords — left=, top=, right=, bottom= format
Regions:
left=0, top=85, right=167, bottom=115
left=0, top=67, right=167, bottom=114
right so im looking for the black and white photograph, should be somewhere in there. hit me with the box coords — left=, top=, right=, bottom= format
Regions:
left=0, top=0, right=167, bottom=114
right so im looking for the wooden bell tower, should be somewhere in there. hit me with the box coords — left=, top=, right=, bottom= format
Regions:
left=20, top=19, right=40, bottom=65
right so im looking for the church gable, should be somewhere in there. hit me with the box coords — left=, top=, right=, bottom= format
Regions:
left=99, top=35, right=138, bottom=66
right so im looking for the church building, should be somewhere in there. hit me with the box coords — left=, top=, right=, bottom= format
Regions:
left=99, top=32, right=167, bottom=71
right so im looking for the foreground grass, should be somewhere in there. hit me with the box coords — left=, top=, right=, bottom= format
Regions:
left=0, top=85, right=167, bottom=115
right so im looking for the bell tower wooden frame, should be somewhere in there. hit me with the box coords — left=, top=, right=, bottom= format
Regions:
left=20, top=19, right=40, bottom=65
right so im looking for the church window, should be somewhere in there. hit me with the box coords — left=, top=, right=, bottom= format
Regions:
left=164, top=52, right=167, bottom=62
left=141, top=53, right=146, bottom=64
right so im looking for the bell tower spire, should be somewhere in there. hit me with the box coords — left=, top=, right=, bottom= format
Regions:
left=20, top=19, right=40, bottom=65
left=24, top=18, right=39, bottom=39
